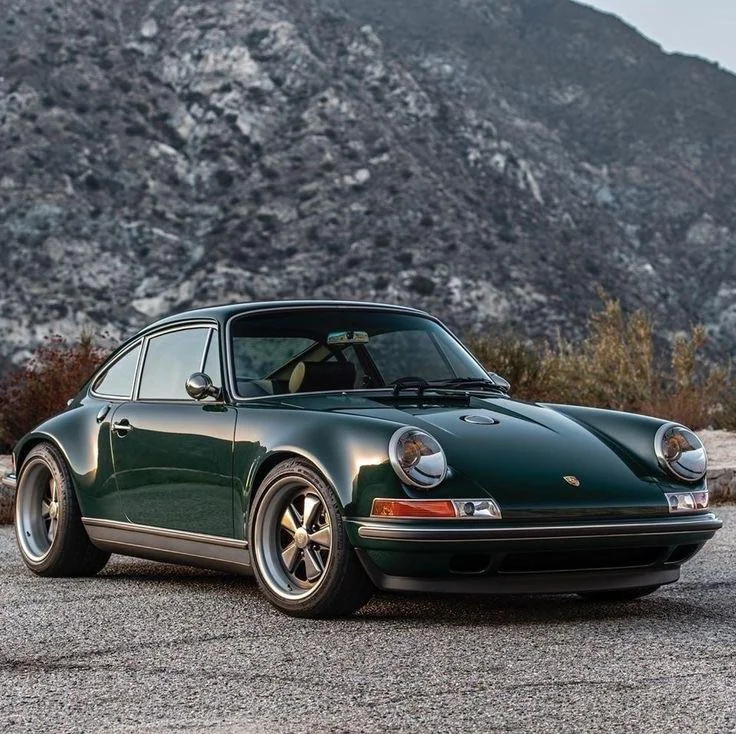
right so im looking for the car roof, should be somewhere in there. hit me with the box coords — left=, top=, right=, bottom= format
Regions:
left=136, top=300, right=432, bottom=336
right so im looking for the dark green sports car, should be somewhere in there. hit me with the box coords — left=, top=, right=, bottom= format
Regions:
left=3, top=301, right=721, bottom=617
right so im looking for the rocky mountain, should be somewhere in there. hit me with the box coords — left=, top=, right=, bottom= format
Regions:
left=1, top=0, right=735, bottom=366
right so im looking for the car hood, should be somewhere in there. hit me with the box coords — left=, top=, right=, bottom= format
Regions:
left=278, top=393, right=669, bottom=520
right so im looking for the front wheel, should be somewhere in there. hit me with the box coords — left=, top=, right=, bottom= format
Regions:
left=578, top=585, right=660, bottom=602
left=248, top=459, right=373, bottom=617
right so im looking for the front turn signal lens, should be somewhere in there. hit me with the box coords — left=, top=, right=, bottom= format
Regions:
left=371, top=499, right=457, bottom=518
left=665, top=490, right=709, bottom=513
left=370, top=498, right=503, bottom=519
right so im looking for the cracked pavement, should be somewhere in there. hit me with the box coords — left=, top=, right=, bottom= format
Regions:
left=1, top=509, right=734, bottom=733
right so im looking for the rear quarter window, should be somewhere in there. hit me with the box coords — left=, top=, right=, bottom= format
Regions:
left=93, top=343, right=142, bottom=398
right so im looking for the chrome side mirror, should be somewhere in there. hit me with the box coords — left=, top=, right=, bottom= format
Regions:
left=487, top=371, right=511, bottom=392
left=186, top=372, right=221, bottom=401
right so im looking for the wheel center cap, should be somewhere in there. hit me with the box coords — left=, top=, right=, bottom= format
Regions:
left=49, top=502, right=58, bottom=519
left=294, top=527, right=309, bottom=549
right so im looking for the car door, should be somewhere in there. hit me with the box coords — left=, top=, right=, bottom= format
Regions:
left=110, top=325, right=237, bottom=538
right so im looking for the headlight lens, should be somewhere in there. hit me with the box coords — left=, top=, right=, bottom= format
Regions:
left=655, top=423, right=707, bottom=482
left=389, top=428, right=447, bottom=489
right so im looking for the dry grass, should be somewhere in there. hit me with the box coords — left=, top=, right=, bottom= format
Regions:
left=469, top=295, right=733, bottom=430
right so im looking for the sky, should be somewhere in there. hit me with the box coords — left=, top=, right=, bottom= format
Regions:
left=578, top=0, right=736, bottom=74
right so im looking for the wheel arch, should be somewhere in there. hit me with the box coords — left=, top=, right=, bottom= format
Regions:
left=247, top=449, right=342, bottom=516
left=15, top=433, right=81, bottom=500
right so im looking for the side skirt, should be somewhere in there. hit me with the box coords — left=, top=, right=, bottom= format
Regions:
left=82, top=517, right=252, bottom=575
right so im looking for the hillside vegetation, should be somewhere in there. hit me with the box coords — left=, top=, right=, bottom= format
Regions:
left=1, top=0, right=736, bottom=364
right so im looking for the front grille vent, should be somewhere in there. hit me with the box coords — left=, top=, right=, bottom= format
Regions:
left=498, top=547, right=664, bottom=574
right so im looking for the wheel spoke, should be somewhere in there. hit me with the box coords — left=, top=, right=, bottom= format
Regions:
left=41, top=500, right=51, bottom=518
left=309, top=525, right=332, bottom=548
left=280, top=506, right=299, bottom=536
left=47, top=517, right=57, bottom=543
left=303, top=547, right=323, bottom=581
left=50, top=479, right=58, bottom=502
left=302, top=494, right=321, bottom=528
left=281, top=542, right=301, bottom=572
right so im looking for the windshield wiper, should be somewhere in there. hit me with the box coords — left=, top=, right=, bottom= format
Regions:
left=425, top=377, right=509, bottom=394
left=391, top=376, right=508, bottom=397
left=392, top=376, right=430, bottom=396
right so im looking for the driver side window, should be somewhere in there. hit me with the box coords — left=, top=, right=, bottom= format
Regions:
left=138, top=328, right=210, bottom=400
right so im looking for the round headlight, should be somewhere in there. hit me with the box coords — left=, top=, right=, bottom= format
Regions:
left=654, top=423, right=707, bottom=482
left=389, top=428, right=447, bottom=489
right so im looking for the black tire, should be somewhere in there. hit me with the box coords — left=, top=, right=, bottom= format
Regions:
left=578, top=585, right=660, bottom=602
left=248, top=458, right=373, bottom=618
left=15, top=443, right=110, bottom=577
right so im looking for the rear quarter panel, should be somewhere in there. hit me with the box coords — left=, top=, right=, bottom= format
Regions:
left=14, top=396, right=124, bottom=521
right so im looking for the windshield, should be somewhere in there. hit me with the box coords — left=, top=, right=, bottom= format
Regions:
left=229, top=309, right=488, bottom=397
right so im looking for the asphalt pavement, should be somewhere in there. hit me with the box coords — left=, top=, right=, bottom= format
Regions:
left=1, top=510, right=735, bottom=733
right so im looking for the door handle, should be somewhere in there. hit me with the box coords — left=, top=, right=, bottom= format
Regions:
left=112, top=419, right=133, bottom=436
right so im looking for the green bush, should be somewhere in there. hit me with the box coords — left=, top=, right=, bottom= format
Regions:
left=0, top=334, right=109, bottom=451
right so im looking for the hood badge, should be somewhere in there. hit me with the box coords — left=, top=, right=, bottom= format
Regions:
left=460, top=415, right=499, bottom=426
left=563, top=475, right=581, bottom=487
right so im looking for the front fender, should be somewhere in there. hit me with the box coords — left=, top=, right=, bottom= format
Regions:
left=234, top=407, right=404, bottom=525
left=544, top=404, right=703, bottom=489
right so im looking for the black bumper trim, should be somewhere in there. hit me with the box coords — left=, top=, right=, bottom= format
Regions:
left=353, top=513, right=722, bottom=542
left=1, top=472, right=17, bottom=491
left=355, top=549, right=681, bottom=595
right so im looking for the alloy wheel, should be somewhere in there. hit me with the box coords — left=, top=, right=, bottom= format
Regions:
left=17, top=458, right=60, bottom=562
left=254, top=477, right=333, bottom=600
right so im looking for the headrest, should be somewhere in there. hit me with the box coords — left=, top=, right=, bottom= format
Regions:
left=289, top=361, right=356, bottom=393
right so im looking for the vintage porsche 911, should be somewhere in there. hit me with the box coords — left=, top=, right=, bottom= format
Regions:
left=2, top=301, right=721, bottom=617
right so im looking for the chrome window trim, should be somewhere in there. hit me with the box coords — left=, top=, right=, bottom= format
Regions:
left=200, top=328, right=214, bottom=373
left=224, top=305, right=490, bottom=403
left=90, top=340, right=145, bottom=401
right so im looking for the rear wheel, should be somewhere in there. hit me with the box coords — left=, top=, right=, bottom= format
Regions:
left=249, top=458, right=373, bottom=617
left=15, top=443, right=110, bottom=576
left=578, top=585, right=660, bottom=602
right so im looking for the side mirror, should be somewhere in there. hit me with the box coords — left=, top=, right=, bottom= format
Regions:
left=487, top=371, right=511, bottom=392
left=186, top=372, right=222, bottom=401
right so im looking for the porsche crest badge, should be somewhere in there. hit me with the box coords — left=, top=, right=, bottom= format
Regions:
left=563, top=475, right=581, bottom=487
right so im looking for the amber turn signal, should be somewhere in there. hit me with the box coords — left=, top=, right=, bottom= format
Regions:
left=371, top=499, right=457, bottom=518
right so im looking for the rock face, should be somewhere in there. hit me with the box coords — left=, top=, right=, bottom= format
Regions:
left=2, top=0, right=736, bottom=363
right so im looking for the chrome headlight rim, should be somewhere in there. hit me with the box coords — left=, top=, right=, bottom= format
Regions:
left=654, top=422, right=707, bottom=483
left=389, top=427, right=448, bottom=489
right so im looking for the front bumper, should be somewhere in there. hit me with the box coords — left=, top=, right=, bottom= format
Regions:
left=1, top=472, right=16, bottom=491
left=353, top=513, right=722, bottom=543
left=348, top=513, right=722, bottom=595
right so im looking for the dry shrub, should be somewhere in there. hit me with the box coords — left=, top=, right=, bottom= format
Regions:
left=471, top=296, right=731, bottom=429
left=543, top=296, right=656, bottom=411
left=715, top=384, right=736, bottom=430
left=0, top=334, right=109, bottom=451
left=467, top=333, right=552, bottom=402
